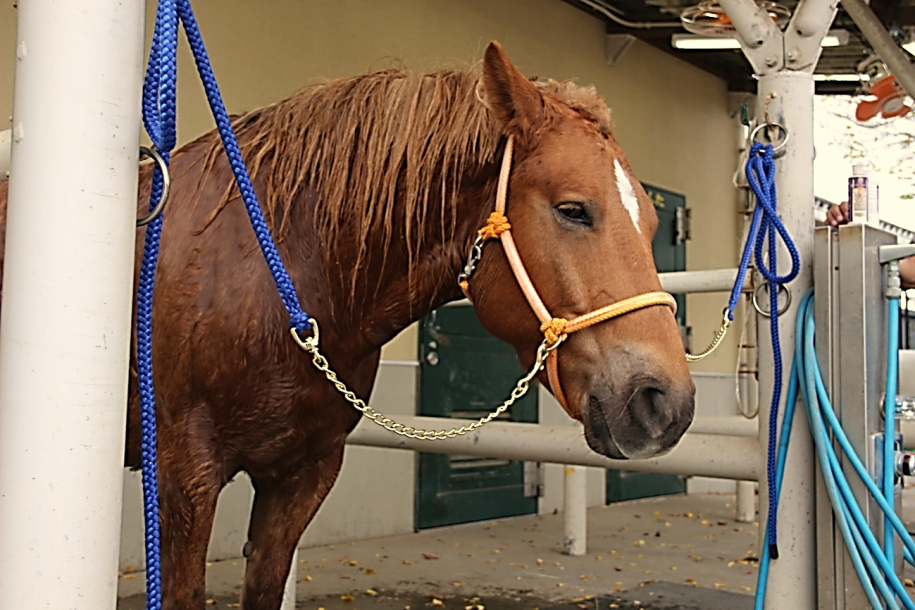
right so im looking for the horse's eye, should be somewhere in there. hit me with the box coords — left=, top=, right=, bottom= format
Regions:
left=555, top=202, right=592, bottom=227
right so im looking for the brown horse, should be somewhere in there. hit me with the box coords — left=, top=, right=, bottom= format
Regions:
left=0, top=43, right=694, bottom=609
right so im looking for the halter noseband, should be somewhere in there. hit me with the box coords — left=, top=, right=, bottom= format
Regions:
left=459, top=135, right=678, bottom=413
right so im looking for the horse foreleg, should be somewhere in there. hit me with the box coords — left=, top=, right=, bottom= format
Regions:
left=240, top=447, right=345, bottom=610
left=157, top=451, right=222, bottom=610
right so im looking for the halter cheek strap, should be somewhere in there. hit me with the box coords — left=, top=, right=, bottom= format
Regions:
left=460, top=135, right=679, bottom=413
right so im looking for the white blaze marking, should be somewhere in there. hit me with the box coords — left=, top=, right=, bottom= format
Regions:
left=614, top=159, right=641, bottom=232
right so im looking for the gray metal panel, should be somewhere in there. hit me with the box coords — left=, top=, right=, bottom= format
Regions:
left=814, top=223, right=898, bottom=608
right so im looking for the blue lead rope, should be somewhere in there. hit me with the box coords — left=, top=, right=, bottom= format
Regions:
left=737, top=142, right=800, bottom=560
left=140, top=1, right=311, bottom=608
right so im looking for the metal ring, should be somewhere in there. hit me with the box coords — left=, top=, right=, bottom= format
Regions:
left=750, top=122, right=790, bottom=155
left=752, top=282, right=792, bottom=318
left=137, top=146, right=170, bottom=227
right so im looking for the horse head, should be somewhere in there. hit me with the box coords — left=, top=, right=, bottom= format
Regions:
left=469, top=43, right=695, bottom=460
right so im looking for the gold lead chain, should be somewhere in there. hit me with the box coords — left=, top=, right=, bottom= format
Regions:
left=685, top=312, right=731, bottom=362
left=291, top=319, right=560, bottom=440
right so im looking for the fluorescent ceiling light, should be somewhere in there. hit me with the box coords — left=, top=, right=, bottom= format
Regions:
left=671, top=34, right=740, bottom=50
left=813, top=74, right=867, bottom=82
left=672, top=29, right=849, bottom=50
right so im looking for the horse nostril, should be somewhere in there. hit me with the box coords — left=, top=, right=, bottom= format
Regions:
left=627, top=387, right=675, bottom=439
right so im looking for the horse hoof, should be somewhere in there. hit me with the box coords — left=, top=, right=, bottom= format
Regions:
left=243, top=541, right=252, bottom=558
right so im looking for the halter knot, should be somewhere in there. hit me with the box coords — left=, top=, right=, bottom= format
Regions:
left=540, top=317, right=568, bottom=346
left=478, top=211, right=511, bottom=241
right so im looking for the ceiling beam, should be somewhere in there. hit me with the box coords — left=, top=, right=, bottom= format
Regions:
left=562, top=0, right=756, bottom=92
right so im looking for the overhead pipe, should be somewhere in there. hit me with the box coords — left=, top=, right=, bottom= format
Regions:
left=840, top=0, right=915, bottom=100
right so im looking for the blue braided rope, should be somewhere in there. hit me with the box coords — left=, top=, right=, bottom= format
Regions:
left=139, top=3, right=312, bottom=607
left=138, top=2, right=178, bottom=609
left=176, top=0, right=310, bottom=334
left=744, top=142, right=800, bottom=559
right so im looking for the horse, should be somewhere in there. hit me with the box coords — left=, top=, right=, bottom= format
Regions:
left=0, top=42, right=694, bottom=609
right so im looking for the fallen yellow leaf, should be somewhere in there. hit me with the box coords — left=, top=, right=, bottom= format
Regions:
left=340, top=594, right=354, bottom=602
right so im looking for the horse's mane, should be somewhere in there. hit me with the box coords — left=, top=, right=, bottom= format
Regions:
left=197, top=67, right=613, bottom=294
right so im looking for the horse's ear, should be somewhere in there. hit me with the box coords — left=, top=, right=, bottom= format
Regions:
left=482, top=42, right=543, bottom=134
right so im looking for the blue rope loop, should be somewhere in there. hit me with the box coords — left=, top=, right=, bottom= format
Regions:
left=139, top=1, right=314, bottom=608
left=735, top=141, right=800, bottom=561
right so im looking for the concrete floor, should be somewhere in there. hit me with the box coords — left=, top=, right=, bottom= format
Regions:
left=118, top=489, right=915, bottom=609
left=118, top=493, right=763, bottom=609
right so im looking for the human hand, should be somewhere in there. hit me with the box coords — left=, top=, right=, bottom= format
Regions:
left=901, top=256, right=915, bottom=290
left=825, top=202, right=849, bottom=227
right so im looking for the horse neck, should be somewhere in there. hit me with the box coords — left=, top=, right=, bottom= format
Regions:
left=321, top=164, right=499, bottom=352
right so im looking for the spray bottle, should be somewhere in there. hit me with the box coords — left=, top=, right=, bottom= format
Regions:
left=848, top=164, right=870, bottom=223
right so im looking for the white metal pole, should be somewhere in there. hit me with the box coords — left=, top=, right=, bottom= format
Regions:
left=0, top=2, right=144, bottom=608
left=754, top=72, right=817, bottom=610
left=659, top=268, right=751, bottom=294
left=736, top=480, right=757, bottom=523
left=562, top=466, right=587, bottom=556
left=348, top=416, right=761, bottom=481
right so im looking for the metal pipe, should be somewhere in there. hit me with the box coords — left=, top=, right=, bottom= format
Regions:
left=737, top=480, right=757, bottom=523
left=347, top=417, right=761, bottom=481
left=690, top=415, right=758, bottom=437
left=562, top=466, right=587, bottom=556
left=0, top=129, right=10, bottom=180
left=444, top=268, right=752, bottom=308
left=0, top=2, right=144, bottom=608
left=840, top=0, right=915, bottom=101
left=659, top=268, right=751, bottom=294
left=754, top=72, right=817, bottom=610
left=719, top=0, right=782, bottom=49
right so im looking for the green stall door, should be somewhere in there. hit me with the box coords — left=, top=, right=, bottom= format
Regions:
left=416, top=306, right=539, bottom=529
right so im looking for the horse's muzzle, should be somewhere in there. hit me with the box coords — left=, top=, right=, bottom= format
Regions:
left=583, top=374, right=695, bottom=460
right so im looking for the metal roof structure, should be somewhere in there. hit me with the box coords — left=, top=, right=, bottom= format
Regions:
left=564, top=0, right=915, bottom=94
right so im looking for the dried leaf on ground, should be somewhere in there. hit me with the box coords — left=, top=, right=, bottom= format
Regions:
left=423, top=553, right=440, bottom=560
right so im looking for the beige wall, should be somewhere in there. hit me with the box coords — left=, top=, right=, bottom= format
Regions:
left=1, top=0, right=751, bottom=578
left=0, top=0, right=742, bottom=372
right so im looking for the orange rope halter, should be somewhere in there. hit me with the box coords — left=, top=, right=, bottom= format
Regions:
left=460, top=135, right=678, bottom=412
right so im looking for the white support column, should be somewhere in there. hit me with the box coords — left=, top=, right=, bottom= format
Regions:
left=0, top=129, right=10, bottom=180
left=754, top=72, right=817, bottom=610
left=562, top=465, right=587, bottom=556
left=0, top=2, right=144, bottom=609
